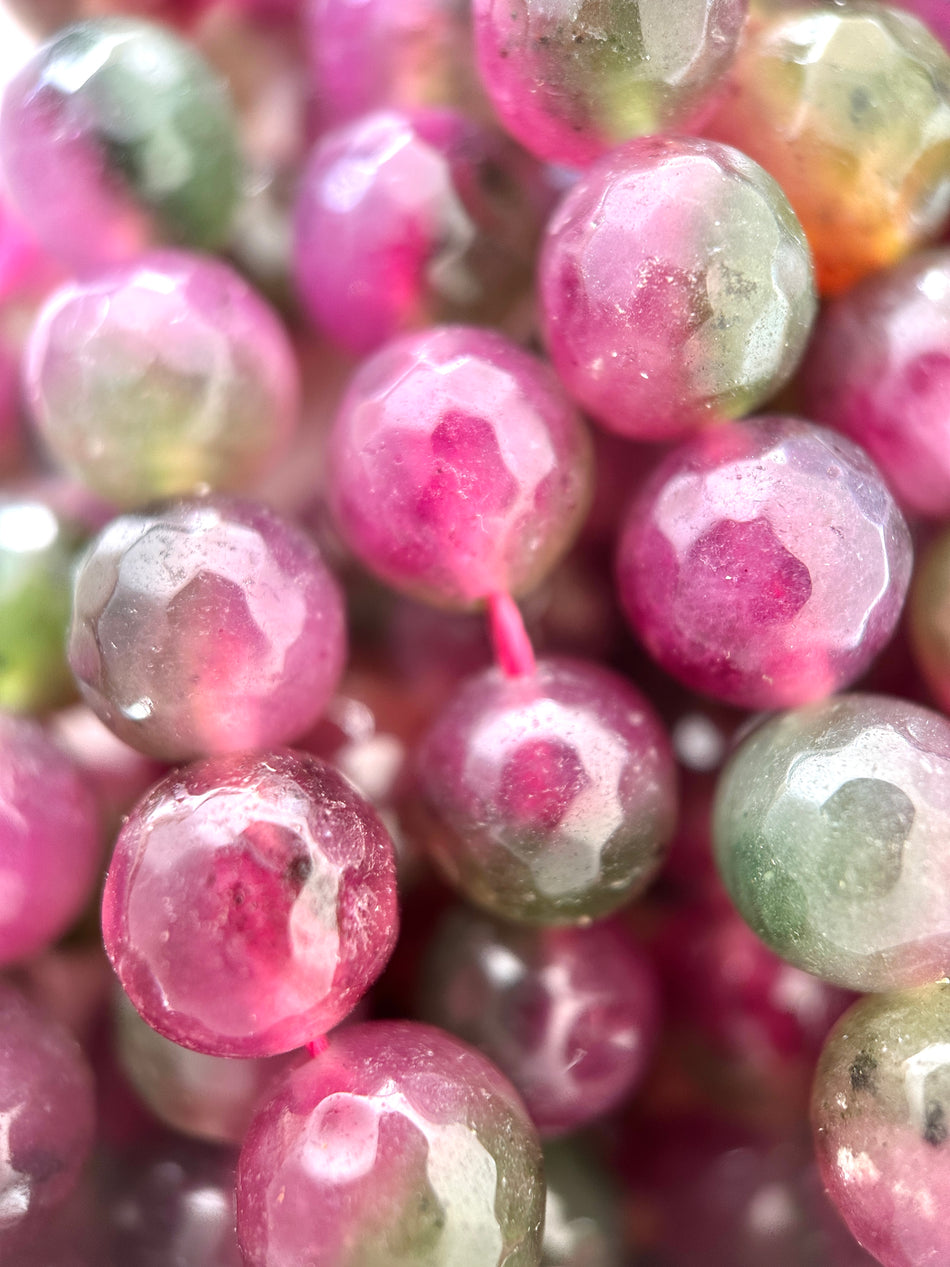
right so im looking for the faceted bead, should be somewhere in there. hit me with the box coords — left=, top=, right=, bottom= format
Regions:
left=0, top=19, right=241, bottom=274
left=294, top=109, right=548, bottom=355
left=419, top=906, right=659, bottom=1136
left=68, top=496, right=345, bottom=762
left=416, top=657, right=677, bottom=925
left=539, top=137, right=816, bottom=441
left=0, top=714, right=101, bottom=965
left=26, top=251, right=299, bottom=509
left=236, top=1021, right=545, bottom=1267
left=617, top=417, right=912, bottom=710
left=0, top=981, right=95, bottom=1228
left=812, top=984, right=950, bottom=1267
left=102, top=751, right=399, bottom=1058
left=713, top=693, right=950, bottom=992
left=328, top=326, right=592, bottom=609
left=801, top=249, right=950, bottom=520
left=472, top=0, right=747, bottom=168
left=910, top=527, right=950, bottom=714
left=703, top=5, right=950, bottom=295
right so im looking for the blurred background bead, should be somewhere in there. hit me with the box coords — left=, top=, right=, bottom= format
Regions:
left=909, top=525, right=950, bottom=712
left=541, top=1139, right=625, bottom=1267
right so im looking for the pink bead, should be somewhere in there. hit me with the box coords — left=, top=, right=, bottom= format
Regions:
left=102, top=751, right=399, bottom=1058
left=328, top=325, right=593, bottom=608
left=69, top=496, right=346, bottom=762
left=902, top=0, right=950, bottom=46
left=616, top=417, right=912, bottom=710
left=0, top=714, right=101, bottom=965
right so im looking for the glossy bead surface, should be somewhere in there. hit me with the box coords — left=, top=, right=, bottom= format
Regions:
left=0, top=714, right=101, bottom=965
left=328, top=326, right=592, bottom=608
left=473, top=0, right=747, bottom=168
left=69, top=496, right=345, bottom=762
left=416, top=657, right=677, bottom=925
left=617, top=418, right=912, bottom=710
left=704, top=5, right=950, bottom=295
left=419, top=907, right=658, bottom=1135
left=714, top=694, right=950, bottom=992
left=26, top=251, right=298, bottom=508
left=812, top=984, right=950, bottom=1267
left=237, top=1020, right=545, bottom=1267
left=540, top=137, right=815, bottom=441
left=102, top=751, right=399, bottom=1058
left=0, top=18, right=240, bottom=273
left=294, top=109, right=547, bottom=355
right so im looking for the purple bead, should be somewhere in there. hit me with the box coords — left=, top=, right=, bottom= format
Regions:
left=416, top=656, right=677, bottom=924
left=419, top=906, right=659, bottom=1136
left=236, top=1021, right=545, bottom=1266
left=26, top=250, right=299, bottom=509
left=617, top=417, right=912, bottom=710
left=102, top=751, right=399, bottom=1058
left=801, top=248, right=950, bottom=520
left=0, top=981, right=95, bottom=1228
left=68, top=496, right=346, bottom=762
left=328, top=326, right=593, bottom=608
left=0, top=714, right=101, bottom=965
left=539, top=136, right=816, bottom=441
left=294, top=109, right=548, bottom=355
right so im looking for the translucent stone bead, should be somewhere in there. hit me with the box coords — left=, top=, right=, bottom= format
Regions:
left=328, top=326, right=592, bottom=609
left=617, top=418, right=912, bottom=710
left=26, top=251, right=299, bottom=509
left=294, top=109, right=548, bottom=355
left=812, top=985, right=950, bottom=1267
left=713, top=694, right=950, bottom=992
left=0, top=19, right=241, bottom=274
left=0, top=981, right=95, bottom=1228
left=69, top=496, right=345, bottom=762
left=539, top=136, right=816, bottom=441
left=704, top=5, right=950, bottom=295
left=102, top=751, right=399, bottom=1058
left=472, top=0, right=747, bottom=168
left=236, top=1021, right=545, bottom=1267
left=416, top=657, right=677, bottom=925
left=0, top=714, right=101, bottom=965
left=419, top=906, right=659, bottom=1136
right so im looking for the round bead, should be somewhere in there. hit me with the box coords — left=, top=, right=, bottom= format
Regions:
left=703, top=5, right=950, bottom=295
left=419, top=907, right=659, bottom=1136
left=26, top=251, right=299, bottom=509
left=102, top=751, right=399, bottom=1058
left=539, top=136, right=816, bottom=441
left=713, top=694, right=950, bottom=992
left=472, top=0, right=747, bottom=168
left=617, top=417, right=912, bottom=710
left=0, top=18, right=241, bottom=273
left=294, top=109, right=547, bottom=355
left=910, top=526, right=950, bottom=713
left=68, top=496, right=345, bottom=762
left=416, top=657, right=677, bottom=925
left=0, top=714, right=101, bottom=965
left=812, top=985, right=950, bottom=1267
left=328, top=326, right=592, bottom=609
left=236, top=1021, right=545, bottom=1267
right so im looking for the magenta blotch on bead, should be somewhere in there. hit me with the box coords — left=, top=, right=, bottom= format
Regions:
left=102, top=751, right=399, bottom=1058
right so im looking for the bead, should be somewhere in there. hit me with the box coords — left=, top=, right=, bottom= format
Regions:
left=714, top=693, right=950, bottom=992
left=416, top=657, right=677, bottom=925
left=617, top=417, right=912, bottom=710
left=704, top=4, right=950, bottom=295
left=26, top=250, right=299, bottom=509
left=539, top=136, right=816, bottom=441
left=0, top=18, right=241, bottom=273
left=910, top=526, right=950, bottom=713
left=236, top=1021, right=545, bottom=1267
left=102, top=751, right=399, bottom=1058
left=812, top=984, right=950, bottom=1267
left=328, top=326, right=592, bottom=609
left=69, top=496, right=345, bottom=762
left=294, top=109, right=548, bottom=355
left=472, top=0, right=747, bottom=168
